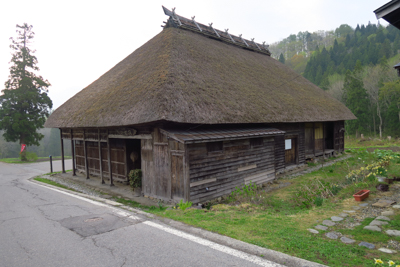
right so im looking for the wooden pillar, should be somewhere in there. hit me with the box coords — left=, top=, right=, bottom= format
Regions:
left=98, top=129, right=104, bottom=184
left=107, top=130, right=114, bottom=186
left=83, top=129, right=89, bottom=179
left=323, top=123, right=326, bottom=157
left=60, top=128, right=65, bottom=173
left=312, top=122, right=315, bottom=156
left=71, top=129, right=76, bottom=176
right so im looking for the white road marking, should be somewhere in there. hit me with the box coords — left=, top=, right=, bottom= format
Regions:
left=31, top=180, right=283, bottom=266
left=144, top=221, right=283, bottom=267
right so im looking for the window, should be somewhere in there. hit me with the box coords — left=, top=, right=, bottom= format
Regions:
left=207, top=141, right=223, bottom=153
left=250, top=137, right=263, bottom=148
left=285, top=139, right=292, bottom=150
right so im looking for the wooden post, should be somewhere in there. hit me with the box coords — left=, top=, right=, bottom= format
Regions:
left=183, top=145, right=190, bottom=202
left=323, top=122, right=325, bottom=157
left=60, top=128, right=65, bottom=173
left=71, top=129, right=76, bottom=176
left=98, top=129, right=104, bottom=184
left=312, top=122, right=315, bottom=157
left=107, top=130, right=114, bottom=186
left=83, top=129, right=89, bottom=179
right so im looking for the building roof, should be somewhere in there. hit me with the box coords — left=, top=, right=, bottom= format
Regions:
left=160, top=127, right=284, bottom=144
left=374, top=0, right=400, bottom=29
left=45, top=8, right=356, bottom=129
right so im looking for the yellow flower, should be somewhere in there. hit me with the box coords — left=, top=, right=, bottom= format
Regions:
left=388, top=261, right=395, bottom=266
left=375, top=258, right=383, bottom=264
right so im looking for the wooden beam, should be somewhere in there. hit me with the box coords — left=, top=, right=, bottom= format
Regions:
left=107, top=130, right=114, bottom=186
left=313, top=122, right=315, bottom=156
left=60, top=128, right=65, bottom=173
left=108, top=134, right=152, bottom=140
left=71, top=129, right=76, bottom=176
left=83, top=130, right=89, bottom=179
left=98, top=129, right=104, bottom=184
left=184, top=145, right=190, bottom=202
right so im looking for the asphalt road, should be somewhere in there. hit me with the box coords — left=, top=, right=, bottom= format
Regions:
left=0, top=160, right=283, bottom=267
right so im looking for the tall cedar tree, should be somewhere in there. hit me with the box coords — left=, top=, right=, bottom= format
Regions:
left=343, top=62, right=371, bottom=135
left=278, top=53, right=285, bottom=64
left=0, top=24, right=52, bottom=160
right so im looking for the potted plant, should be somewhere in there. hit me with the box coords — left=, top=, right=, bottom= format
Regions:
left=376, top=182, right=389, bottom=192
left=129, top=169, right=142, bottom=196
left=353, top=189, right=370, bottom=201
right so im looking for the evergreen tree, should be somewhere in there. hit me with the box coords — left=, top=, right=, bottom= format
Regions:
left=343, top=64, right=371, bottom=134
left=278, top=53, right=285, bottom=64
left=0, top=23, right=52, bottom=161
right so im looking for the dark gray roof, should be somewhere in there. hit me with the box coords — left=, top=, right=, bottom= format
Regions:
left=374, top=0, right=400, bottom=30
left=160, top=127, right=285, bottom=144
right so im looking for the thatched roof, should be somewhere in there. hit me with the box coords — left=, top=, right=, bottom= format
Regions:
left=45, top=13, right=355, bottom=128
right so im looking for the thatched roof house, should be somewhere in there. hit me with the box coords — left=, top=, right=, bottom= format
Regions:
left=46, top=7, right=355, bottom=203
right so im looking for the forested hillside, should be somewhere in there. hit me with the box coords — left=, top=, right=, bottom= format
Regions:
left=269, top=23, right=400, bottom=138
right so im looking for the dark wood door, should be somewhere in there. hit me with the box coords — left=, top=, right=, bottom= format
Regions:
left=285, top=138, right=297, bottom=165
left=171, top=154, right=185, bottom=201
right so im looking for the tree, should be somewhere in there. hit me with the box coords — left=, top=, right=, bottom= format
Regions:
left=0, top=23, right=52, bottom=161
left=278, top=53, right=285, bottom=64
left=343, top=63, right=371, bottom=135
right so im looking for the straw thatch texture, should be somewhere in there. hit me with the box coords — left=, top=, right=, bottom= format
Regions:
left=45, top=27, right=356, bottom=128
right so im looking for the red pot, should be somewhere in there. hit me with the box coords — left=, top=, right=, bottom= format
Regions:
left=353, top=189, right=370, bottom=201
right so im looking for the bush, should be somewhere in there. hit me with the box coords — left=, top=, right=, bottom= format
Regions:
left=20, top=151, right=38, bottom=162
left=128, top=169, right=142, bottom=189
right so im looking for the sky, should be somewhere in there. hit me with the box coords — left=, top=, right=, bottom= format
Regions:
left=0, top=0, right=391, bottom=110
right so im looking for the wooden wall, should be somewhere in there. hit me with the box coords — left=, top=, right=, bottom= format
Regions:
left=188, top=137, right=276, bottom=203
left=269, top=123, right=305, bottom=167
left=75, top=139, right=127, bottom=181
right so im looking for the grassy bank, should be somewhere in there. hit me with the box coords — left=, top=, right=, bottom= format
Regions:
left=0, top=156, right=71, bottom=164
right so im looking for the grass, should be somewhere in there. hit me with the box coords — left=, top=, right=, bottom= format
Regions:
left=34, top=177, right=77, bottom=192
left=345, top=135, right=400, bottom=149
left=146, top=149, right=400, bottom=266
left=0, top=156, right=72, bottom=164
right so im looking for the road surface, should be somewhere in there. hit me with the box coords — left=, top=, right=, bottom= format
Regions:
left=0, top=160, right=283, bottom=267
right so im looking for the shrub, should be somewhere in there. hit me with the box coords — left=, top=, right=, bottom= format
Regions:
left=178, top=199, right=192, bottom=211
left=128, top=169, right=142, bottom=189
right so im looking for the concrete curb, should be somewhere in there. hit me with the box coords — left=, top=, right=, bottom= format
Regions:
left=30, top=177, right=327, bottom=267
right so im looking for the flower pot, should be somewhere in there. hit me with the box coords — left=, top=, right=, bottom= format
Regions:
left=393, top=176, right=400, bottom=182
left=353, top=189, right=370, bottom=201
left=376, top=184, right=389, bottom=192
left=133, top=187, right=142, bottom=197
left=377, top=176, right=385, bottom=182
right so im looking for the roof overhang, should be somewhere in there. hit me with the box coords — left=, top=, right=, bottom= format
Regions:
left=374, top=0, right=400, bottom=29
left=395, top=62, right=400, bottom=76
left=160, top=127, right=285, bottom=144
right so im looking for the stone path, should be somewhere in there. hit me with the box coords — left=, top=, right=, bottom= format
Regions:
left=307, top=202, right=400, bottom=254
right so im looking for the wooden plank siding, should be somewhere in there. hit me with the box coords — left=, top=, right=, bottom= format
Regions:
left=188, top=137, right=276, bottom=203
left=75, top=140, right=127, bottom=181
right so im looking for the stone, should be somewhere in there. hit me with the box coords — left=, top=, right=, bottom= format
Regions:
left=351, top=206, right=361, bottom=210
left=325, top=232, right=338, bottom=239
left=359, top=203, right=369, bottom=207
left=343, top=210, right=355, bottom=213
left=386, top=230, right=400, bottom=236
left=359, top=242, right=375, bottom=249
left=308, top=229, right=319, bottom=234
left=315, top=225, right=328, bottom=231
left=372, top=199, right=396, bottom=208
left=381, top=211, right=395, bottom=216
left=322, top=220, right=336, bottom=227
left=369, top=220, right=389, bottom=226
left=376, top=216, right=391, bottom=221
left=363, top=226, right=382, bottom=232
left=339, top=213, right=348, bottom=217
left=392, top=205, right=400, bottom=209
left=379, top=248, right=396, bottom=254
left=340, top=237, right=355, bottom=244
left=331, top=216, right=344, bottom=222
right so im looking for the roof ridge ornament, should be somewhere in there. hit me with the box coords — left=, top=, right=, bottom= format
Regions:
left=208, top=23, right=220, bottom=37
left=191, top=16, right=202, bottom=32
left=251, top=38, right=261, bottom=50
left=172, top=7, right=182, bottom=26
left=239, top=34, right=249, bottom=47
left=225, top=29, right=235, bottom=43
